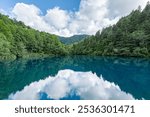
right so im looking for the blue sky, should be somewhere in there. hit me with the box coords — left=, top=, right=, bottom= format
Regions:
left=0, top=0, right=81, bottom=13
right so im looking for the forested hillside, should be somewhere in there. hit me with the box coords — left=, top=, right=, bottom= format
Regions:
left=0, top=14, right=68, bottom=60
left=71, top=2, right=150, bottom=57
left=59, top=35, right=88, bottom=44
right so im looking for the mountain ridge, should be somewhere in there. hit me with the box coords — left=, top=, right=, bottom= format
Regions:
left=59, top=35, right=89, bottom=44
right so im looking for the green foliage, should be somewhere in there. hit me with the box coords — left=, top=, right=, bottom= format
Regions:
left=0, top=14, right=68, bottom=60
left=72, top=3, right=150, bottom=57
left=0, top=33, right=16, bottom=59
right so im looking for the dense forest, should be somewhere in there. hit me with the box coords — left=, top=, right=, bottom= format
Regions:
left=0, top=14, right=68, bottom=60
left=0, top=2, right=150, bottom=60
left=71, top=2, right=150, bottom=57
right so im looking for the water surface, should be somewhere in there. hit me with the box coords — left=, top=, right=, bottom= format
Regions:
left=0, top=56, right=150, bottom=100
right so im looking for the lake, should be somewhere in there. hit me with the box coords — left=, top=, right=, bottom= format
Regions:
left=0, top=56, right=150, bottom=100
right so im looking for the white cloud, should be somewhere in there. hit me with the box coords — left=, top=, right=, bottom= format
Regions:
left=108, top=0, right=148, bottom=18
left=12, top=3, right=53, bottom=32
left=8, top=70, right=134, bottom=100
left=11, top=0, right=149, bottom=37
left=0, top=8, right=8, bottom=15
left=45, top=7, right=70, bottom=29
left=79, top=0, right=108, bottom=21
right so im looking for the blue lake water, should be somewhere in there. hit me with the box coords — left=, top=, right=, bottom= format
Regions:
left=0, top=56, right=150, bottom=100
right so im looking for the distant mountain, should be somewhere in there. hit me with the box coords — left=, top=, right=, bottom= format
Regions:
left=59, top=35, right=89, bottom=44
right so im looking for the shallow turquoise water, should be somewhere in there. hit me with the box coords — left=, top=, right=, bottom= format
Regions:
left=0, top=56, right=150, bottom=100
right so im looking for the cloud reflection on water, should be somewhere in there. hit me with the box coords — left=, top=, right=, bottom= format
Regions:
left=9, top=70, right=134, bottom=100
